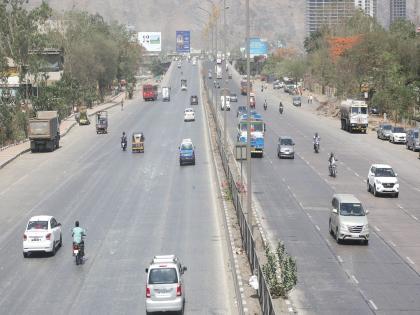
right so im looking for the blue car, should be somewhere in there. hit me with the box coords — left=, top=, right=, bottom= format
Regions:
left=179, top=139, right=195, bottom=165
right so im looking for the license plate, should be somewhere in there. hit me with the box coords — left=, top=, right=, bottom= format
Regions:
left=156, top=288, right=172, bottom=294
left=73, top=249, right=79, bottom=254
left=32, top=238, right=40, bottom=241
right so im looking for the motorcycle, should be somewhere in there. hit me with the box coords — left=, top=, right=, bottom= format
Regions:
left=329, top=162, right=337, bottom=177
left=263, top=102, right=267, bottom=111
left=279, top=106, right=283, bottom=114
left=121, top=140, right=127, bottom=151
left=314, top=141, right=320, bottom=153
left=73, top=242, right=84, bottom=265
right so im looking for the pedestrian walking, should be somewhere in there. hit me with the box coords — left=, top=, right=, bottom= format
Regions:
left=309, top=94, right=313, bottom=104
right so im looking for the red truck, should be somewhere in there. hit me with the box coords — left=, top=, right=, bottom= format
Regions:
left=142, top=84, right=158, bottom=101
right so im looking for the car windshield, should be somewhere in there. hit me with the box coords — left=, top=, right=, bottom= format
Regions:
left=393, top=127, right=405, bottom=133
left=414, top=132, right=419, bottom=138
left=382, top=125, right=392, bottom=130
left=375, top=168, right=395, bottom=177
left=340, top=203, right=365, bottom=216
left=149, top=268, right=178, bottom=284
left=280, top=138, right=293, bottom=145
left=181, top=143, right=193, bottom=150
left=293, top=97, right=301, bottom=101
left=185, top=109, right=193, bottom=113
left=27, top=220, right=48, bottom=230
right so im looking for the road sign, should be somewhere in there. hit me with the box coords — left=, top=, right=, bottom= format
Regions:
left=176, top=31, right=190, bottom=53
left=138, top=32, right=162, bottom=52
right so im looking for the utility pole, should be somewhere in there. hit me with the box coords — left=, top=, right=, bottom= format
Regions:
left=223, top=0, right=227, bottom=153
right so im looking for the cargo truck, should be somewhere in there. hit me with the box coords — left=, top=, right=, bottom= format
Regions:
left=143, top=84, right=158, bottom=101
left=340, top=99, right=368, bottom=133
left=216, top=64, right=222, bottom=79
left=28, top=111, right=60, bottom=152
left=240, top=79, right=252, bottom=95
left=237, top=112, right=265, bottom=157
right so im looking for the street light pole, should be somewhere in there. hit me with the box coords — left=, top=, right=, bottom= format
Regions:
left=223, top=0, right=227, bottom=154
left=245, top=0, right=252, bottom=234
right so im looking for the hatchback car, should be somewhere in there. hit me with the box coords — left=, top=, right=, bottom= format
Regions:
left=329, top=194, right=369, bottom=245
left=23, top=215, right=62, bottom=257
left=190, top=95, right=198, bottom=105
left=406, top=128, right=420, bottom=151
left=184, top=108, right=195, bottom=122
left=292, top=96, right=301, bottom=106
left=367, top=164, right=399, bottom=197
left=237, top=106, right=247, bottom=118
left=277, top=136, right=295, bottom=159
left=389, top=126, right=406, bottom=144
left=179, top=139, right=195, bottom=165
left=230, top=93, right=238, bottom=102
left=377, top=123, right=393, bottom=140
left=145, top=255, right=187, bottom=314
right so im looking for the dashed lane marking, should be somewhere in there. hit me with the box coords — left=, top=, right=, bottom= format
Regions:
left=337, top=255, right=343, bottom=263
left=369, top=300, right=378, bottom=311
left=374, top=226, right=381, bottom=232
left=407, top=257, right=415, bottom=265
left=351, top=275, right=359, bottom=284
left=315, top=225, right=320, bottom=231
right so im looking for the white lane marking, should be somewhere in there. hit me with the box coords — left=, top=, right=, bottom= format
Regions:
left=315, top=225, right=320, bottom=231
left=374, top=226, right=381, bottom=232
left=369, top=300, right=378, bottom=311
left=351, top=275, right=359, bottom=284
left=325, top=239, right=331, bottom=246
left=354, top=172, right=360, bottom=177
left=411, top=215, right=419, bottom=221
left=389, top=240, right=396, bottom=247
left=396, top=204, right=404, bottom=209
left=337, top=255, right=343, bottom=263
left=407, top=257, right=415, bottom=265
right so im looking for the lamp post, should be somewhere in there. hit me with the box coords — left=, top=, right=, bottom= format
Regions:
left=223, top=1, right=229, bottom=155
left=197, top=7, right=214, bottom=56
left=245, top=0, right=252, bottom=234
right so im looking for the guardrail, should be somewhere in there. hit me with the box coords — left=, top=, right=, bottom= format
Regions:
left=203, top=74, right=275, bottom=315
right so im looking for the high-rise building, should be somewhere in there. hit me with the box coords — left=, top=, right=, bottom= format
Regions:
left=306, top=0, right=378, bottom=34
left=390, top=0, right=407, bottom=23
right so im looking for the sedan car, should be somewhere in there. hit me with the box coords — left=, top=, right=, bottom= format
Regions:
left=277, top=136, right=295, bottom=159
left=389, top=126, right=406, bottom=144
left=377, top=123, right=393, bottom=140
left=190, top=95, right=198, bottom=105
left=184, top=108, right=195, bottom=122
left=23, top=215, right=62, bottom=257
left=230, top=93, right=238, bottom=102
left=292, top=96, right=302, bottom=107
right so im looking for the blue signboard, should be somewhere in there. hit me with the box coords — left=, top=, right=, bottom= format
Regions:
left=176, top=31, right=191, bottom=53
left=249, top=38, right=268, bottom=57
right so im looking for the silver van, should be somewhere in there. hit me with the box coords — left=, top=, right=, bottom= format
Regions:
left=329, top=194, right=369, bottom=245
left=406, top=128, right=420, bottom=151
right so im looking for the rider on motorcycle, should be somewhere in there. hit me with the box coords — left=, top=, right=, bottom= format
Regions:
left=279, top=102, right=283, bottom=113
left=313, top=132, right=320, bottom=151
left=328, top=152, right=337, bottom=175
left=72, top=221, right=86, bottom=257
left=263, top=99, right=267, bottom=110
left=121, top=132, right=127, bottom=146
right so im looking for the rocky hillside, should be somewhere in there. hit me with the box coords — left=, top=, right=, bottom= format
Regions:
left=30, top=0, right=306, bottom=51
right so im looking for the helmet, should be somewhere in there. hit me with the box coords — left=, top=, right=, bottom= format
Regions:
left=330, top=152, right=334, bottom=157
left=75, top=221, right=79, bottom=227
left=123, top=132, right=126, bottom=136
left=315, top=132, right=318, bottom=137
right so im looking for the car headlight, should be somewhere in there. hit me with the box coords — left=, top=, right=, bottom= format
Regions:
left=340, top=223, right=347, bottom=230
left=363, top=224, right=369, bottom=231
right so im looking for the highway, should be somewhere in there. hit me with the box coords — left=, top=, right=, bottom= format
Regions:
left=204, top=61, right=420, bottom=314
left=0, top=61, right=235, bottom=314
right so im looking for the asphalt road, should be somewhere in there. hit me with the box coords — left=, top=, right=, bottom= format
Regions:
left=204, top=61, right=420, bottom=315
left=0, top=61, right=235, bottom=315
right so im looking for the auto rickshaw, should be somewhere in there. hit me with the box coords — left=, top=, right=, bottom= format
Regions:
left=96, top=111, right=108, bottom=134
left=132, top=132, right=145, bottom=153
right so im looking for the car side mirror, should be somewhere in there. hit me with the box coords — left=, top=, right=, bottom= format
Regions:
left=395, top=173, right=398, bottom=177
left=145, top=268, right=148, bottom=273
left=366, top=210, right=369, bottom=215
left=332, top=208, right=338, bottom=214
left=183, top=266, right=187, bottom=272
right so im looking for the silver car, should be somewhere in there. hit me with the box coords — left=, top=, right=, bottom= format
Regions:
left=145, top=255, right=187, bottom=314
left=406, top=128, right=420, bottom=151
left=277, top=136, right=295, bottom=159
left=329, top=194, right=369, bottom=245
left=377, top=123, right=392, bottom=140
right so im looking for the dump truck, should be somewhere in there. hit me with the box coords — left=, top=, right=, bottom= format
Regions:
left=28, top=111, right=60, bottom=153
left=340, top=99, right=368, bottom=133
left=143, top=84, right=158, bottom=101
left=79, top=106, right=90, bottom=125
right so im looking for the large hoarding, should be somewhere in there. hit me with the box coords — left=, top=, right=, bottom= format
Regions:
left=138, top=32, right=162, bottom=52
left=176, top=31, right=191, bottom=53
left=249, top=37, right=268, bottom=58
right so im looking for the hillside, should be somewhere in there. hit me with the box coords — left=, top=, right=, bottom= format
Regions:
left=30, top=0, right=306, bottom=51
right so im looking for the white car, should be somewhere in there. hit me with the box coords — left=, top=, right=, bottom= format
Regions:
left=145, top=255, right=187, bottom=314
left=329, top=194, right=369, bottom=245
left=184, top=108, right=195, bottom=122
left=367, top=164, right=399, bottom=197
left=389, top=126, right=406, bottom=144
left=23, top=215, right=62, bottom=257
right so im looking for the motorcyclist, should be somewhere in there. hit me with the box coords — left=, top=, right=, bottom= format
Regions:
left=279, top=102, right=283, bottom=114
left=328, top=152, right=337, bottom=175
left=263, top=99, right=267, bottom=110
left=121, top=131, right=127, bottom=149
left=72, top=221, right=86, bottom=257
left=313, top=132, right=320, bottom=151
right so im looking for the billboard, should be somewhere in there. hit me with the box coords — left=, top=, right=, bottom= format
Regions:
left=138, top=32, right=162, bottom=52
left=176, top=31, right=191, bottom=53
left=249, top=38, right=268, bottom=58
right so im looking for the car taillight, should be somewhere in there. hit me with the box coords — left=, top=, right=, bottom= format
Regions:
left=176, top=284, right=182, bottom=296
left=45, top=233, right=51, bottom=240
left=23, top=234, right=27, bottom=241
left=146, top=286, right=151, bottom=298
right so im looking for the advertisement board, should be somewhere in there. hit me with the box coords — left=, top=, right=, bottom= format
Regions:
left=138, top=32, right=162, bottom=52
left=249, top=37, right=268, bottom=58
left=176, top=31, right=191, bottom=53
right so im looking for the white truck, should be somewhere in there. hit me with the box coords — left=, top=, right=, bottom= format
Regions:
left=220, top=95, right=230, bottom=111
left=340, top=99, right=368, bottom=133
